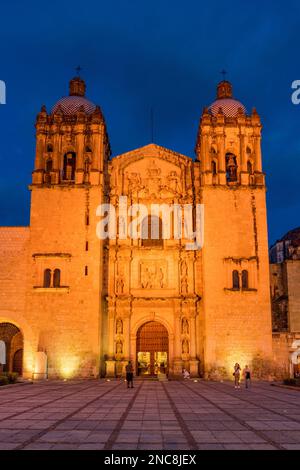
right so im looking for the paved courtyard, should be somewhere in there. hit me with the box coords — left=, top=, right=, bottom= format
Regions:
left=0, top=379, right=300, bottom=450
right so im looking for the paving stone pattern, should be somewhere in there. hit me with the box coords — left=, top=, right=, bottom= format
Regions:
left=0, top=379, right=300, bottom=450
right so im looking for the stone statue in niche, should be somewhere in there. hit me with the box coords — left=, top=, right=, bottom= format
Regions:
left=116, top=277, right=124, bottom=294
left=182, top=339, right=189, bottom=354
left=181, top=278, right=188, bottom=295
left=115, top=267, right=125, bottom=294
left=181, top=260, right=188, bottom=276
left=116, top=340, right=123, bottom=355
left=181, top=318, right=189, bottom=335
left=141, top=267, right=151, bottom=289
left=116, top=318, right=123, bottom=335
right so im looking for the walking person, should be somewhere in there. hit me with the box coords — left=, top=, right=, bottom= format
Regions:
left=243, top=365, right=251, bottom=389
left=233, top=363, right=241, bottom=389
left=126, top=360, right=134, bottom=389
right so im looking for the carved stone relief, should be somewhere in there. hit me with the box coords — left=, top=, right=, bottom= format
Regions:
left=140, top=260, right=167, bottom=289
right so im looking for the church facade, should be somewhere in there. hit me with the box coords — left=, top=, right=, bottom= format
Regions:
left=0, top=77, right=273, bottom=379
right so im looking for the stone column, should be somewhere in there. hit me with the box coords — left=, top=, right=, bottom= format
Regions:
left=106, top=308, right=116, bottom=377
left=217, top=130, right=226, bottom=185
left=123, top=314, right=131, bottom=360
left=75, top=126, right=85, bottom=184
left=173, top=311, right=183, bottom=376
left=240, top=133, right=246, bottom=171
left=189, top=312, right=199, bottom=377
left=203, top=134, right=210, bottom=172
left=90, top=125, right=103, bottom=185
left=254, top=135, right=262, bottom=172
left=35, top=134, right=45, bottom=170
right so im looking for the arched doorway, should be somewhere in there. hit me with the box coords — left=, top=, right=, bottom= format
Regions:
left=136, top=321, right=168, bottom=376
left=0, top=323, right=23, bottom=375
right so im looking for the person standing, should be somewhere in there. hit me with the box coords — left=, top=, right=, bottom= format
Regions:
left=243, top=365, right=251, bottom=389
left=233, top=363, right=241, bottom=389
left=126, top=361, right=134, bottom=389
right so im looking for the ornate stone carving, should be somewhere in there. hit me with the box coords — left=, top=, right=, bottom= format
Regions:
left=119, top=153, right=186, bottom=199
left=180, top=260, right=188, bottom=295
left=167, top=171, right=182, bottom=193
left=127, top=171, right=142, bottom=196
left=140, top=261, right=167, bottom=289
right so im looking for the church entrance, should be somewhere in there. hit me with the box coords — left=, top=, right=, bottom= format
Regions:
left=0, top=322, right=23, bottom=375
left=136, top=321, right=168, bottom=376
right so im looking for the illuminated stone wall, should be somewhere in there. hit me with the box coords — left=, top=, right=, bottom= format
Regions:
left=0, top=78, right=278, bottom=379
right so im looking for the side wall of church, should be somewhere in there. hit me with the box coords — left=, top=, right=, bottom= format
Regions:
left=25, top=186, right=104, bottom=378
left=0, top=228, right=35, bottom=375
left=200, top=186, right=273, bottom=375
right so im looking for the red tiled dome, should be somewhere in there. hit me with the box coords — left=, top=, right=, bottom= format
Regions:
left=51, top=77, right=96, bottom=116
left=52, top=95, right=96, bottom=115
left=208, top=80, right=247, bottom=117
left=209, top=98, right=246, bottom=117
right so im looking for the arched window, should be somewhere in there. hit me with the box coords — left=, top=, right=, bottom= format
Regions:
left=43, top=269, right=51, bottom=288
left=226, top=153, right=238, bottom=183
left=53, top=269, right=61, bottom=288
left=85, top=145, right=92, bottom=153
left=63, top=152, right=76, bottom=181
left=247, top=160, right=253, bottom=174
left=47, top=144, right=53, bottom=153
left=141, top=215, right=163, bottom=248
left=232, top=270, right=240, bottom=289
left=211, top=160, right=217, bottom=175
left=242, top=270, right=249, bottom=289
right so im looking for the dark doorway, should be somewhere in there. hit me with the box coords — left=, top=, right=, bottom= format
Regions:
left=0, top=322, right=23, bottom=375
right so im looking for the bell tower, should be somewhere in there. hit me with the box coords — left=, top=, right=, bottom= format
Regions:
left=195, top=80, right=264, bottom=188
left=194, top=81, right=272, bottom=376
left=27, top=77, right=110, bottom=378
left=32, top=76, right=110, bottom=187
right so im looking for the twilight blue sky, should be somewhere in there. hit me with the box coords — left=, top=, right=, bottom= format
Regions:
left=0, top=0, right=299, bottom=245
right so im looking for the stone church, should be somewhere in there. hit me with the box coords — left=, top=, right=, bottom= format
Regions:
left=0, top=77, right=273, bottom=379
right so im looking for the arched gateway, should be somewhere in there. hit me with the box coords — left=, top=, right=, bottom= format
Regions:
left=136, top=321, right=168, bottom=376
left=0, top=322, right=23, bottom=375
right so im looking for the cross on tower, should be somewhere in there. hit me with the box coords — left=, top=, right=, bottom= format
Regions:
left=220, top=69, right=227, bottom=80
left=75, top=65, right=82, bottom=76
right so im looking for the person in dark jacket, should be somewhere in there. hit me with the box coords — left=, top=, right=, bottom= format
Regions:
left=243, top=365, right=251, bottom=389
left=126, top=361, right=134, bottom=388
